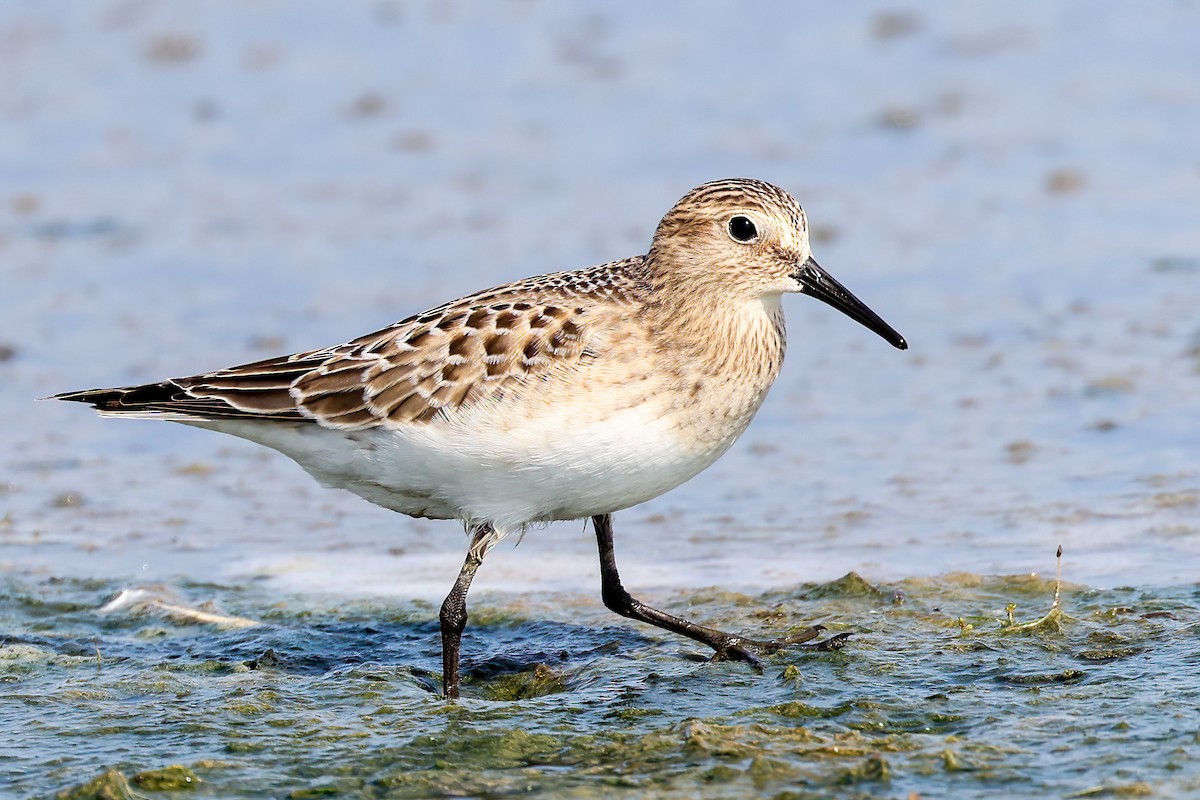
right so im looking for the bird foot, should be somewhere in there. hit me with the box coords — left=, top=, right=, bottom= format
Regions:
left=710, top=625, right=853, bottom=667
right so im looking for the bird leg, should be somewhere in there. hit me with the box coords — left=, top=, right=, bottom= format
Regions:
left=439, top=523, right=499, bottom=699
left=591, top=514, right=849, bottom=665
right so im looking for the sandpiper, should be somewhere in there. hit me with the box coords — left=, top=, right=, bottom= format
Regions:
left=55, top=178, right=907, bottom=698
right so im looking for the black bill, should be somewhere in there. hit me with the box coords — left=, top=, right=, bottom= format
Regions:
left=792, top=256, right=907, bottom=350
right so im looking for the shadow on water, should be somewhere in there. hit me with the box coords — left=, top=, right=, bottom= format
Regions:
left=3, top=572, right=1199, bottom=798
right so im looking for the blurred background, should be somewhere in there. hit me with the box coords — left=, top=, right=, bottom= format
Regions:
left=3, top=0, right=1199, bottom=595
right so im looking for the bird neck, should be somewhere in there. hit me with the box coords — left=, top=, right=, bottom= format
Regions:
left=648, top=286, right=787, bottom=382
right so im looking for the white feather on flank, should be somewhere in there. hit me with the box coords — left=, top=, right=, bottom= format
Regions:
left=192, top=383, right=742, bottom=541
left=95, top=409, right=192, bottom=421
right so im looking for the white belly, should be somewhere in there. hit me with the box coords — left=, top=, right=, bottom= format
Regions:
left=193, top=399, right=739, bottom=535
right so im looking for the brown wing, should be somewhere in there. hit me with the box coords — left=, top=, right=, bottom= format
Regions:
left=55, top=298, right=596, bottom=429
left=54, top=258, right=646, bottom=426
left=291, top=299, right=592, bottom=428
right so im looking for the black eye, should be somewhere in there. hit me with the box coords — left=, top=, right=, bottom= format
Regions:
left=728, top=215, right=758, bottom=243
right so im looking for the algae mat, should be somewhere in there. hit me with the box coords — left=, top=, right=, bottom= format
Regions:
left=3, top=572, right=1198, bottom=799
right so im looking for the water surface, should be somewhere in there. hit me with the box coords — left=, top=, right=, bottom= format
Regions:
left=2, top=1, right=1199, bottom=797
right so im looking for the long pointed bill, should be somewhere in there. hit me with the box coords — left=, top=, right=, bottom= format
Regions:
left=793, top=256, right=908, bottom=350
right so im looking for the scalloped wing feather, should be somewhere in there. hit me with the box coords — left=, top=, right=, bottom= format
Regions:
left=54, top=258, right=645, bottom=429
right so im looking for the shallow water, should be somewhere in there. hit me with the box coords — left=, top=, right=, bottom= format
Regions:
left=5, top=572, right=1199, bottom=798
left=3, top=1, right=1200, bottom=797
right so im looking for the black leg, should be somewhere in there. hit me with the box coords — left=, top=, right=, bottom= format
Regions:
left=592, top=514, right=848, bottom=664
left=440, top=524, right=496, bottom=699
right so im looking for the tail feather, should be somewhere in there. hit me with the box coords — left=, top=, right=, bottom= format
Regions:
left=51, top=380, right=305, bottom=422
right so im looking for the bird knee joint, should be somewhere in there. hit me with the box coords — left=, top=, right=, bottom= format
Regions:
left=601, top=587, right=638, bottom=617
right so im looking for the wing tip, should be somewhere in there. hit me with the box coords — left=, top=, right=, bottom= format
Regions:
left=50, top=386, right=127, bottom=408
left=51, top=379, right=313, bottom=424
left=49, top=382, right=182, bottom=413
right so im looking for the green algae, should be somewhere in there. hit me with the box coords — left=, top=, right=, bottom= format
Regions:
left=1068, top=783, right=1155, bottom=797
left=54, top=769, right=138, bottom=800
left=6, top=573, right=1200, bottom=798
left=132, top=766, right=199, bottom=791
left=800, top=571, right=885, bottom=600
left=482, top=662, right=568, bottom=700
left=830, top=754, right=891, bottom=785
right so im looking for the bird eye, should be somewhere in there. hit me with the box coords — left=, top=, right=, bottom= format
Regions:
left=727, top=215, right=758, bottom=243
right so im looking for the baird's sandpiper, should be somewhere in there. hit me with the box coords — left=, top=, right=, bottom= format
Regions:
left=56, top=178, right=907, bottom=698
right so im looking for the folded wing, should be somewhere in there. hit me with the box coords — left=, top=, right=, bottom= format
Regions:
left=56, top=298, right=594, bottom=429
